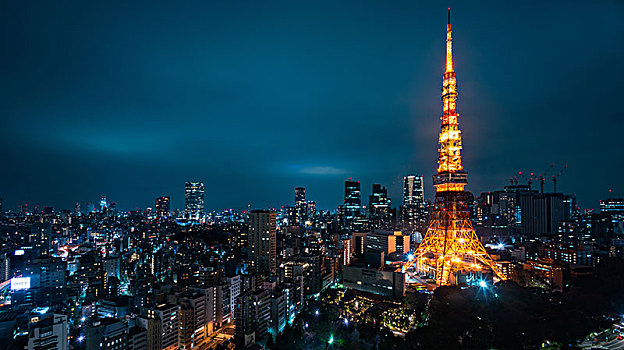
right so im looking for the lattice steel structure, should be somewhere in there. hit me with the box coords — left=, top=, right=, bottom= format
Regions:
left=410, top=9, right=505, bottom=286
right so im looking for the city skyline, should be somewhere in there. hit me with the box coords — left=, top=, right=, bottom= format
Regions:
left=1, top=1, right=623, bottom=211
left=1, top=5, right=623, bottom=350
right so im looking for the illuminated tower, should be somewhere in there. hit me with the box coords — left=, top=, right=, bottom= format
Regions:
left=412, top=9, right=505, bottom=285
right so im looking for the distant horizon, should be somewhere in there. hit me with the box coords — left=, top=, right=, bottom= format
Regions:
left=1, top=176, right=617, bottom=213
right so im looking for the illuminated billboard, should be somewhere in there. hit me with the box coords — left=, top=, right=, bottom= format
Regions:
left=10, top=277, right=31, bottom=290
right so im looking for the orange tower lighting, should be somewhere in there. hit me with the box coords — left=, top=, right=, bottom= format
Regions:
left=409, top=9, right=505, bottom=286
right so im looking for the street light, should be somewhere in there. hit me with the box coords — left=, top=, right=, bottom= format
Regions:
left=315, top=309, right=319, bottom=316
left=478, top=280, right=487, bottom=288
left=328, top=334, right=334, bottom=345
left=344, top=317, right=349, bottom=326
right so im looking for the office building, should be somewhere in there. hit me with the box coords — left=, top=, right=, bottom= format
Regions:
left=155, top=196, right=170, bottom=218
left=85, top=318, right=128, bottom=350
left=27, top=313, right=68, bottom=350
left=307, top=201, right=317, bottom=220
left=343, top=265, right=405, bottom=298
left=401, top=175, right=426, bottom=228
left=23, top=256, right=67, bottom=306
left=185, top=182, right=204, bottom=221
left=369, top=184, right=391, bottom=228
left=294, top=187, right=307, bottom=225
left=520, top=192, right=573, bottom=236
left=344, top=179, right=361, bottom=229
left=365, top=230, right=410, bottom=256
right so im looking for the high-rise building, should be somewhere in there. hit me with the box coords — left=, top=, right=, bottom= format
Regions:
left=401, top=175, right=426, bottom=228
left=248, top=210, right=277, bottom=274
left=184, top=182, right=204, bottom=221
left=307, top=201, right=317, bottom=220
left=294, top=187, right=307, bottom=225
left=155, top=196, right=170, bottom=218
left=100, top=195, right=108, bottom=212
left=369, top=184, right=391, bottom=228
left=520, top=192, right=573, bottom=236
left=344, top=179, right=361, bottom=229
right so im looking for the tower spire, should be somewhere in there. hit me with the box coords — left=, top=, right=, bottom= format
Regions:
left=446, top=8, right=453, bottom=73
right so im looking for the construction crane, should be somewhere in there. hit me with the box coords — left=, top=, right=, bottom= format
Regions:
left=551, top=164, right=567, bottom=193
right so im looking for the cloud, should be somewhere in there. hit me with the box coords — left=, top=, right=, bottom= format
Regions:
left=291, top=165, right=348, bottom=176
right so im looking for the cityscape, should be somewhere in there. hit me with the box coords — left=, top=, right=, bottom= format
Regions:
left=1, top=2, right=624, bottom=350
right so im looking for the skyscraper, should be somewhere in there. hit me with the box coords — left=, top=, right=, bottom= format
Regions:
left=184, top=182, right=204, bottom=221
left=100, top=195, right=108, bottom=212
left=248, top=210, right=277, bottom=274
left=369, top=184, right=391, bottom=228
left=401, top=175, right=426, bottom=227
left=344, top=179, right=361, bottom=229
left=155, top=196, right=170, bottom=218
left=294, top=187, right=307, bottom=225
left=307, top=200, right=317, bottom=220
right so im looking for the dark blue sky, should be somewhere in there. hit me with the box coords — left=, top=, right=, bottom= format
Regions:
left=1, top=1, right=623, bottom=212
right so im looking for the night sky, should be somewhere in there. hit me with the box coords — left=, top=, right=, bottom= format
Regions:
left=1, top=1, right=623, bottom=212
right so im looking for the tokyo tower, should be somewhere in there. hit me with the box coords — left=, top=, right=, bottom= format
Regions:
left=410, top=9, right=505, bottom=286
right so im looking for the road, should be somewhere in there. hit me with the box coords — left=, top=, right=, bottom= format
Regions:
left=602, top=338, right=624, bottom=350
left=579, top=324, right=624, bottom=350
left=202, top=323, right=235, bottom=349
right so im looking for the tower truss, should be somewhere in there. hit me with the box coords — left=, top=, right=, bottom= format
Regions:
left=410, top=9, right=505, bottom=286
